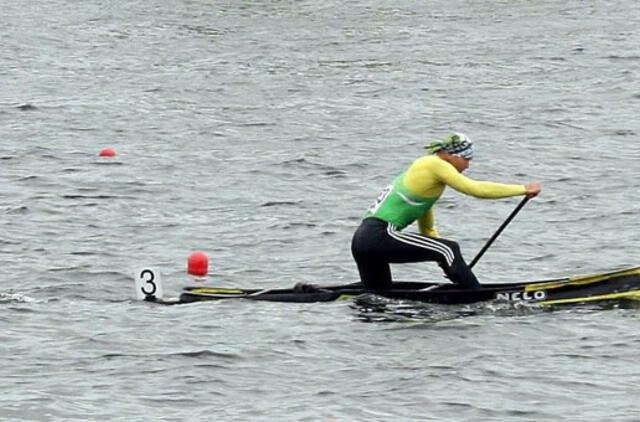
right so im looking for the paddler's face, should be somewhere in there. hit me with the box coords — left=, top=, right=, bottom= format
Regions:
left=447, top=154, right=471, bottom=173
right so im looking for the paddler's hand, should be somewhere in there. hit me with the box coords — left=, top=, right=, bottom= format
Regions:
left=525, top=182, right=542, bottom=198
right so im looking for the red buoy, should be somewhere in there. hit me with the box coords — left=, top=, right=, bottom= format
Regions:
left=188, top=251, right=209, bottom=276
left=99, top=148, right=117, bottom=157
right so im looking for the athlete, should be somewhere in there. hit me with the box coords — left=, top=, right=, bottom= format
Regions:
left=351, top=133, right=541, bottom=290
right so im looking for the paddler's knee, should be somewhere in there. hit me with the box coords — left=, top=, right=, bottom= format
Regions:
left=436, top=237, right=462, bottom=255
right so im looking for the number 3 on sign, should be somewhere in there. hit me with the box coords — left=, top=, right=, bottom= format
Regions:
left=134, top=268, right=163, bottom=300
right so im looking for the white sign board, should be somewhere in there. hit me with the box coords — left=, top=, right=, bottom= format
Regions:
left=134, top=268, right=163, bottom=300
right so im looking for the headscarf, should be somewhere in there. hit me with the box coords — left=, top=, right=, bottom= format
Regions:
left=425, top=133, right=474, bottom=160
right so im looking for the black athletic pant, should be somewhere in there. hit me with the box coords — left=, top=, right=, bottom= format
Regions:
left=351, top=218, right=480, bottom=291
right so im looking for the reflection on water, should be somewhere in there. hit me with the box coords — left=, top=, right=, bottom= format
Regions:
left=350, top=294, right=640, bottom=323
left=351, top=294, right=545, bottom=323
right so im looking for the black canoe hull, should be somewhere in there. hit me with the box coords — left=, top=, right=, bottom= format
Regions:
left=172, top=266, right=640, bottom=306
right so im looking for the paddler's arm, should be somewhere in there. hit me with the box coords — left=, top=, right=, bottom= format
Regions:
left=434, top=158, right=527, bottom=198
left=418, top=208, right=439, bottom=238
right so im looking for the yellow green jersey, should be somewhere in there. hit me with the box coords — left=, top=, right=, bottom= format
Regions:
left=364, top=155, right=527, bottom=236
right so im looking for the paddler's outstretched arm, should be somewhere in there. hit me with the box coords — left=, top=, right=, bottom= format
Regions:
left=415, top=174, right=539, bottom=238
left=432, top=156, right=530, bottom=198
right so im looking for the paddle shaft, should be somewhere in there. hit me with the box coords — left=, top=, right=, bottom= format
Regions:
left=469, top=196, right=530, bottom=269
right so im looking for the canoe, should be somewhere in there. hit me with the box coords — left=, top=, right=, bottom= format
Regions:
left=137, top=266, right=640, bottom=307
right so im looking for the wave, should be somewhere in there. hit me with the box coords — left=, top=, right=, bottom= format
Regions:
left=100, top=349, right=242, bottom=361
left=0, top=292, right=38, bottom=304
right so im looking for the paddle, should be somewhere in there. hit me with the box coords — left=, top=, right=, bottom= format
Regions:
left=469, top=196, right=531, bottom=269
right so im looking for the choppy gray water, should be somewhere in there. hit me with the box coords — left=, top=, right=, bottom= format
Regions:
left=2, top=1, right=640, bottom=421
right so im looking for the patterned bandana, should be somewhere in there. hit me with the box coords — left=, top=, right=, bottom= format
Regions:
left=425, top=133, right=474, bottom=160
